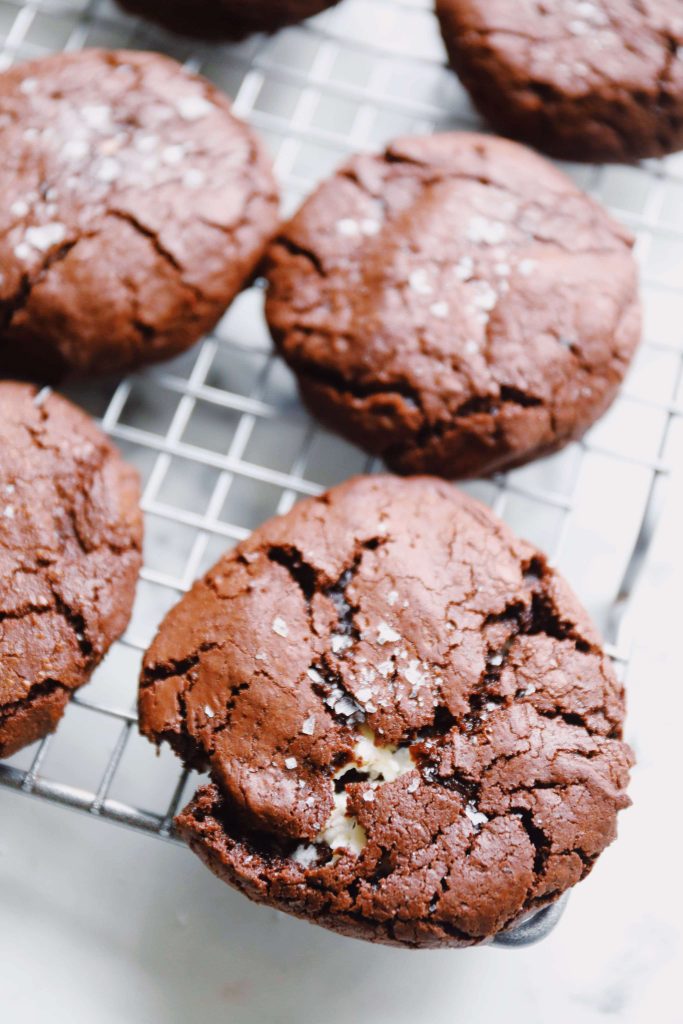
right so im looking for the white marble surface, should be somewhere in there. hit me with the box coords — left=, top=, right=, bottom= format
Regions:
left=1, top=476, right=681, bottom=1024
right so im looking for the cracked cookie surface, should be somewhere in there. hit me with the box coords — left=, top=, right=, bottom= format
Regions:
left=0, top=381, right=142, bottom=757
left=139, top=474, right=632, bottom=947
left=116, top=0, right=340, bottom=39
left=437, top=0, right=683, bottom=161
left=0, top=49, right=279, bottom=380
left=263, top=133, right=640, bottom=479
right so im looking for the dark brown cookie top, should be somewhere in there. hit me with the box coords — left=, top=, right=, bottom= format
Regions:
left=140, top=475, right=632, bottom=947
left=437, top=0, right=683, bottom=161
left=0, top=49, right=278, bottom=379
left=0, top=382, right=142, bottom=756
left=264, top=134, right=641, bottom=479
left=117, top=0, right=340, bottom=39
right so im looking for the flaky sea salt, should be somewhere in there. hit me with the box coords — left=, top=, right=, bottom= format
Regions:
left=81, top=104, right=111, bottom=130
left=161, top=144, right=185, bottom=166
left=360, top=218, right=380, bottom=236
left=336, top=218, right=360, bottom=236
left=331, top=634, right=352, bottom=654
left=177, top=95, right=214, bottom=121
left=24, top=223, right=67, bottom=251
left=183, top=168, right=205, bottom=189
left=467, top=216, right=506, bottom=245
left=465, top=802, right=489, bottom=828
left=96, top=157, right=121, bottom=183
left=272, top=617, right=289, bottom=638
left=472, top=282, right=498, bottom=312
left=409, top=268, right=433, bottom=295
left=377, top=621, right=401, bottom=644
left=455, top=255, right=474, bottom=281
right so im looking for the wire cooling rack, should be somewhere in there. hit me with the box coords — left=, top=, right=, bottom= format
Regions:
left=1, top=0, right=683, bottom=944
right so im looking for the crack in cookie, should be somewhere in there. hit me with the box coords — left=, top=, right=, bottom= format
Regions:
left=0, top=382, right=142, bottom=757
left=139, top=475, right=632, bottom=947
left=0, top=49, right=278, bottom=380
left=264, top=132, right=640, bottom=478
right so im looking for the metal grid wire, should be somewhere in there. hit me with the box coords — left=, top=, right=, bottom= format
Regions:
left=1, top=0, right=683, bottom=871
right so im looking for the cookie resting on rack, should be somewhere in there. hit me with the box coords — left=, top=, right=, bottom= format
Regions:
left=0, top=382, right=142, bottom=758
left=0, top=49, right=279, bottom=380
left=116, top=0, right=340, bottom=38
left=138, top=474, right=632, bottom=948
left=263, top=133, right=641, bottom=480
left=436, top=0, right=683, bottom=162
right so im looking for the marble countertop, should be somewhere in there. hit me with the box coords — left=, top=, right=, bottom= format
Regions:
left=2, top=475, right=681, bottom=1024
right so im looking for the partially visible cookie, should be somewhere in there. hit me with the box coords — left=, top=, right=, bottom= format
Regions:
left=264, top=133, right=640, bottom=479
left=436, top=0, right=683, bottom=162
left=117, top=0, right=339, bottom=39
left=139, top=474, right=632, bottom=947
left=0, top=382, right=142, bottom=757
left=0, top=49, right=279, bottom=380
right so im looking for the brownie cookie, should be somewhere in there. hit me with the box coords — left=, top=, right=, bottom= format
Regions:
left=139, top=475, right=632, bottom=948
left=117, top=0, right=339, bottom=39
left=264, top=134, right=640, bottom=479
left=0, top=382, right=142, bottom=758
left=437, top=0, right=683, bottom=162
left=0, top=49, right=278, bottom=380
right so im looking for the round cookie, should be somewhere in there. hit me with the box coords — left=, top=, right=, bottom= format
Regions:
left=117, top=0, right=340, bottom=39
left=436, top=0, right=683, bottom=162
left=0, top=49, right=279, bottom=380
left=0, top=382, right=142, bottom=758
left=139, top=475, right=632, bottom=948
left=264, top=133, right=641, bottom=479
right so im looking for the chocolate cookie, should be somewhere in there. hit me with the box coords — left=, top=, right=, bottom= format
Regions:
left=0, top=382, right=142, bottom=758
left=264, top=134, right=640, bottom=479
left=117, top=0, right=339, bottom=39
left=139, top=475, right=632, bottom=948
left=437, top=0, right=683, bottom=162
left=0, top=49, right=278, bottom=380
